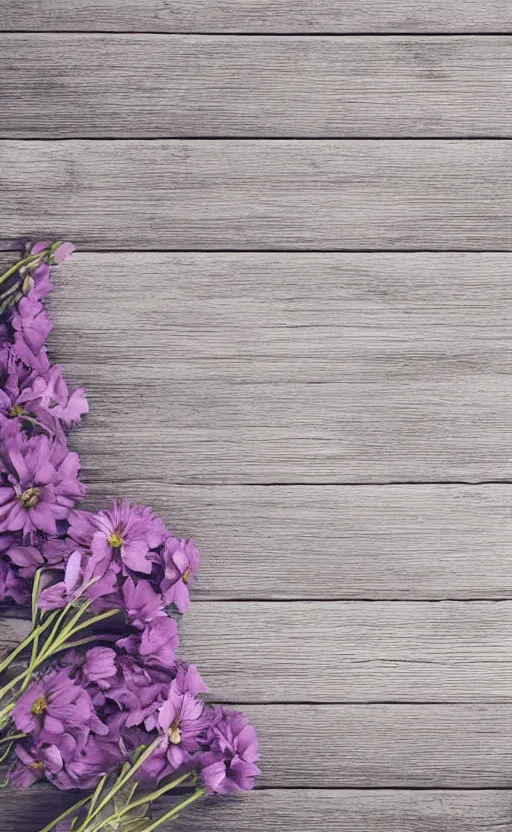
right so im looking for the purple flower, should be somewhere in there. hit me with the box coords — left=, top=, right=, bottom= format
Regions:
left=10, top=742, right=47, bottom=789
left=117, top=616, right=179, bottom=669
left=7, top=537, right=68, bottom=579
left=18, top=364, right=88, bottom=431
left=83, top=647, right=118, bottom=686
left=161, top=537, right=200, bottom=612
left=91, top=501, right=167, bottom=575
left=12, top=669, right=93, bottom=736
left=0, top=434, right=85, bottom=537
left=11, top=730, right=122, bottom=792
left=157, top=677, right=213, bottom=770
left=200, top=709, right=261, bottom=794
left=51, top=243, right=75, bottom=265
left=122, top=578, right=164, bottom=629
left=35, top=501, right=194, bottom=634
left=0, top=352, right=87, bottom=440
left=0, top=547, right=30, bottom=604
left=10, top=294, right=52, bottom=371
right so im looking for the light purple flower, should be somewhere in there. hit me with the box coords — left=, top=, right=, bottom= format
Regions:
left=0, top=434, right=85, bottom=537
left=161, top=537, right=200, bottom=612
left=11, top=730, right=122, bottom=792
left=7, top=537, right=68, bottom=579
left=158, top=678, right=213, bottom=770
left=0, top=550, right=30, bottom=604
left=12, top=669, right=93, bottom=736
left=122, top=578, right=164, bottom=629
left=83, top=647, right=118, bottom=686
left=10, top=294, right=52, bottom=371
left=200, top=709, right=261, bottom=794
left=91, top=501, right=167, bottom=575
left=51, top=243, right=75, bottom=265
left=118, top=616, right=180, bottom=669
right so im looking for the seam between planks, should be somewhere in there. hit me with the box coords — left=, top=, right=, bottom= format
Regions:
left=3, top=31, right=512, bottom=37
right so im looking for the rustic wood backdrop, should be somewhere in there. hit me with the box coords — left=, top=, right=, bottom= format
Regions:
left=1, top=2, right=512, bottom=830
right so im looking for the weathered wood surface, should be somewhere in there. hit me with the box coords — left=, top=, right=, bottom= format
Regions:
left=3, top=140, right=512, bottom=250
left=2, top=1, right=512, bottom=33
left=1, top=4, right=511, bottom=831
left=6, top=601, right=512, bottom=702
left=247, top=704, right=512, bottom=787
left=83, top=484, right=512, bottom=601
left=21, top=251, right=512, bottom=483
left=5, top=36, right=512, bottom=137
left=2, top=700, right=512, bottom=788
left=5, top=788, right=512, bottom=832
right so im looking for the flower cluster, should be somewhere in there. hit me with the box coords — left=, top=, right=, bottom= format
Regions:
left=10, top=643, right=260, bottom=800
left=0, top=242, right=87, bottom=603
left=0, top=245, right=260, bottom=832
left=37, top=500, right=200, bottom=625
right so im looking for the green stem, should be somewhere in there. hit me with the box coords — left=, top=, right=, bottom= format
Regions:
left=0, top=732, right=25, bottom=745
left=120, top=772, right=191, bottom=816
left=94, top=772, right=192, bottom=830
left=74, top=738, right=162, bottom=832
left=141, top=788, right=206, bottom=832
left=38, top=795, right=93, bottom=832
left=0, top=249, right=52, bottom=289
left=0, top=607, right=120, bottom=730
left=0, top=611, right=58, bottom=676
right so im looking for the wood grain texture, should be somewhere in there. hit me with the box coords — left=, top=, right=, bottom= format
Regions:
left=2, top=140, right=512, bottom=250
left=181, top=601, right=512, bottom=703
left=2, top=0, right=512, bottom=33
left=81, top=483, right=512, bottom=601
left=26, top=251, right=512, bottom=484
left=245, top=704, right=512, bottom=787
left=4, top=788, right=512, bottom=832
left=4, top=35, right=512, bottom=137
left=1, top=697, right=512, bottom=787
left=5, top=601, right=512, bottom=703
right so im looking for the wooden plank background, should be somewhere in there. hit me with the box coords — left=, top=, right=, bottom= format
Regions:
left=1, top=3, right=512, bottom=831
left=2, top=1, right=512, bottom=33
left=4, top=36, right=512, bottom=137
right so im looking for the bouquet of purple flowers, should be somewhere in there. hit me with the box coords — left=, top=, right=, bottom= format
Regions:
left=0, top=243, right=260, bottom=831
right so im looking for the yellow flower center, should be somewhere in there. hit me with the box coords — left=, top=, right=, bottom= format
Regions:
left=108, top=533, right=124, bottom=549
left=168, top=721, right=182, bottom=745
left=183, top=569, right=190, bottom=584
left=30, top=761, right=45, bottom=771
left=19, top=487, right=41, bottom=509
left=8, top=405, right=26, bottom=418
left=30, top=695, right=47, bottom=716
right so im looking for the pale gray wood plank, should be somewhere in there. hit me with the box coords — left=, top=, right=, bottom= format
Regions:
left=150, top=790, right=512, bottom=832
left=242, top=704, right=512, bottom=787
left=0, top=695, right=512, bottom=786
left=4, top=788, right=512, bottom=832
left=82, top=483, right=512, bottom=601
left=3, top=35, right=512, bottom=137
left=5, top=601, right=512, bottom=702
left=1, top=0, right=512, bottom=33
left=2, top=140, right=512, bottom=250
left=23, top=250, right=512, bottom=484
left=180, top=601, right=512, bottom=703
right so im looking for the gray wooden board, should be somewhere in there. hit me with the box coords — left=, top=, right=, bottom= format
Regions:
left=18, top=251, right=512, bottom=484
left=0, top=7, right=511, bottom=830
left=5, top=35, right=512, bottom=137
left=6, top=601, right=512, bottom=702
left=2, top=698, right=512, bottom=787
left=2, top=1, right=512, bottom=33
left=2, top=140, right=512, bottom=250
left=81, top=483, right=512, bottom=601
left=4, top=788, right=512, bottom=832
left=223, top=704, right=512, bottom=787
